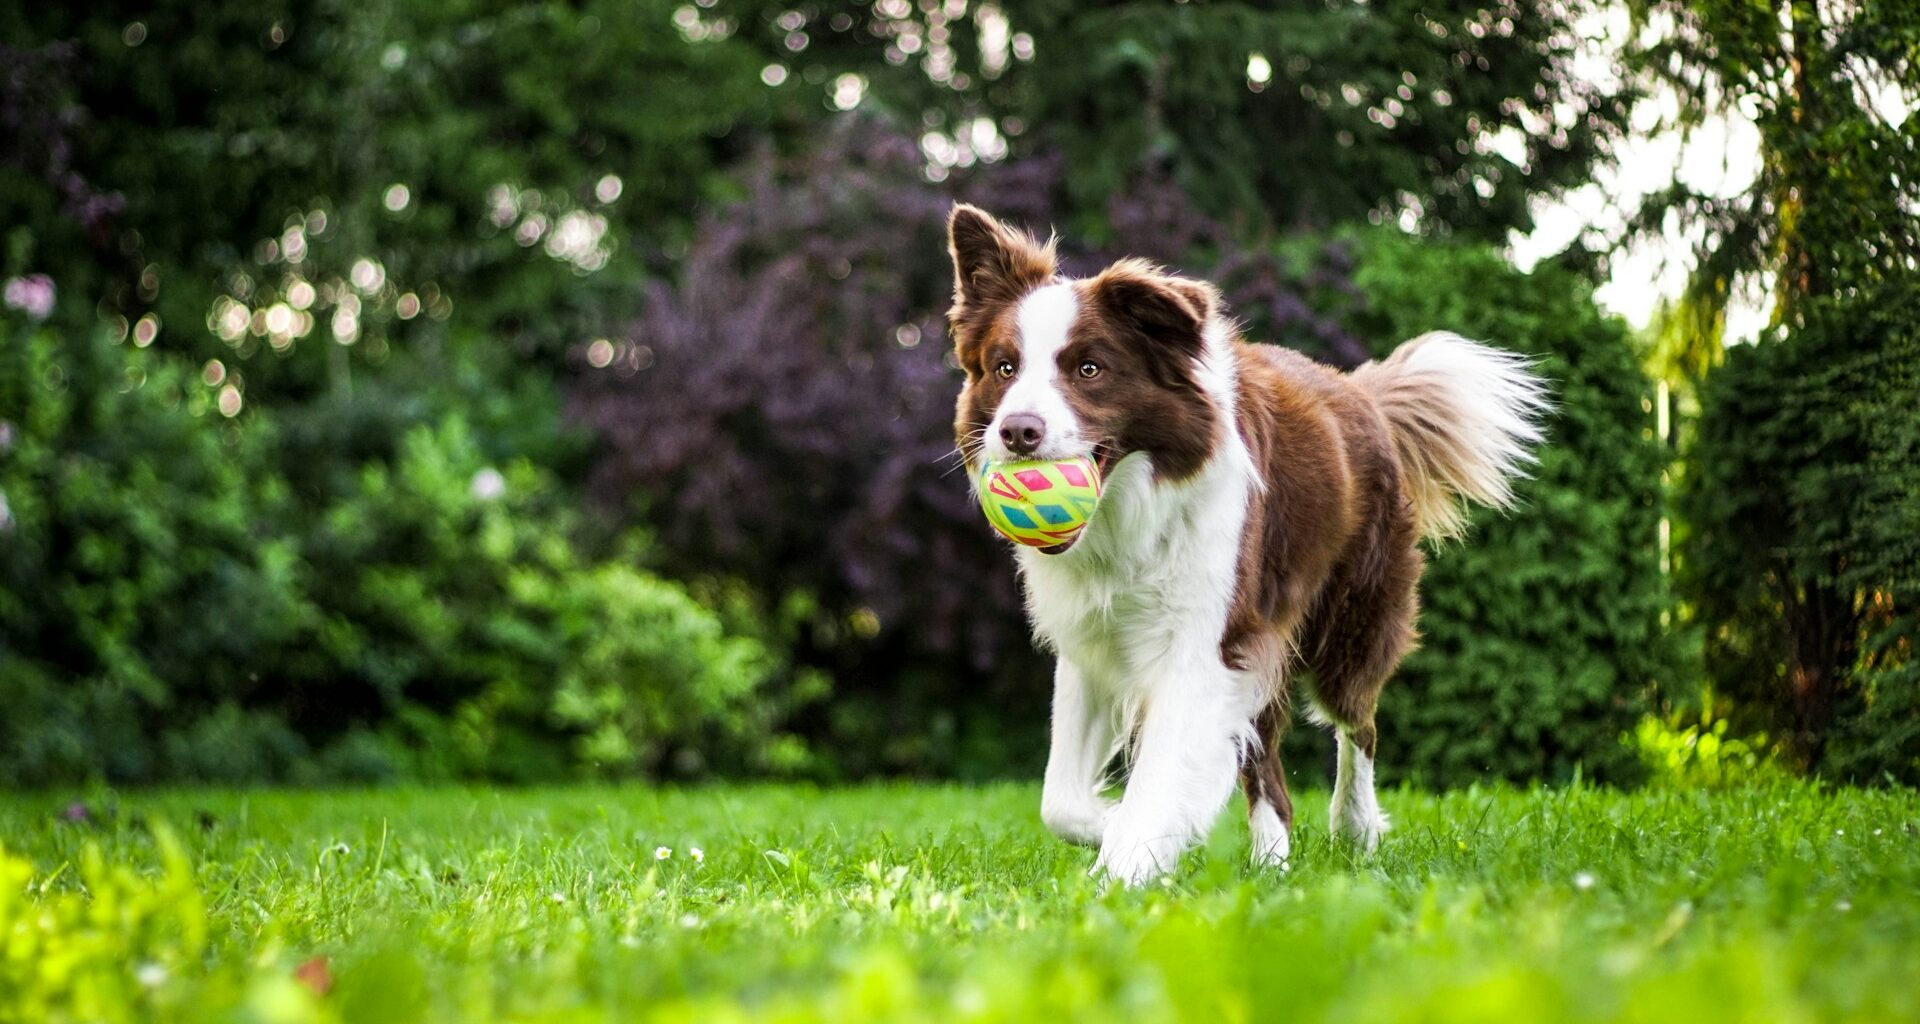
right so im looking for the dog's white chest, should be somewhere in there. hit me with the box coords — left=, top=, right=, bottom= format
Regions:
left=1017, top=453, right=1251, bottom=692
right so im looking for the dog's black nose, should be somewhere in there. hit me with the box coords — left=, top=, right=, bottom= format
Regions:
left=999, top=413, right=1046, bottom=456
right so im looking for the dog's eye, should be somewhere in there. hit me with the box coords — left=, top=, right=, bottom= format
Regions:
left=995, top=360, right=1015, bottom=380
left=1078, top=361, right=1100, bottom=379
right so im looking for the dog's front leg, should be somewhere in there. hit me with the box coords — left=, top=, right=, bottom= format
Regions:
left=1094, top=666, right=1250, bottom=885
left=1040, top=658, right=1117, bottom=846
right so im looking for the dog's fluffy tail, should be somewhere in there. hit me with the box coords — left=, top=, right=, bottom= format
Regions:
left=1350, top=331, right=1550, bottom=541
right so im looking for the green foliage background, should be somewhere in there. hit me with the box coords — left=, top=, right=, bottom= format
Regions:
left=0, top=327, right=795, bottom=785
left=1632, top=0, right=1920, bottom=783
left=1683, top=283, right=1920, bottom=784
left=4, top=0, right=1908, bottom=786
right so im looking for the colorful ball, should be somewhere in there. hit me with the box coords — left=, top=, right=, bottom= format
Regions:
left=978, top=456, right=1104, bottom=550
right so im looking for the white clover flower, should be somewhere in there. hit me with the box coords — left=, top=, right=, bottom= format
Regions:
left=654, top=846, right=672, bottom=861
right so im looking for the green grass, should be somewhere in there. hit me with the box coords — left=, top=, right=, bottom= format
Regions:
left=4, top=782, right=1918, bottom=1022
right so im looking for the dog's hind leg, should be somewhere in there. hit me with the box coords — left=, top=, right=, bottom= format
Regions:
left=1305, top=530, right=1420, bottom=856
left=1330, top=723, right=1389, bottom=853
left=1239, top=703, right=1293, bottom=868
left=1312, top=627, right=1401, bottom=854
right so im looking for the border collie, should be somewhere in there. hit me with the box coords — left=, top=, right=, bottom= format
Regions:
left=946, top=205, right=1548, bottom=884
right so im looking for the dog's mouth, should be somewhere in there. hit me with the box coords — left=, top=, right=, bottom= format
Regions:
left=1037, top=443, right=1119, bottom=556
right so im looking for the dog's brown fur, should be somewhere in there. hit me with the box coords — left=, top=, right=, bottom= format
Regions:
left=1225, top=343, right=1426, bottom=834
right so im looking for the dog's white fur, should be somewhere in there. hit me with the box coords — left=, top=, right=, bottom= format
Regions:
left=1349, top=332, right=1548, bottom=540
left=1330, top=730, right=1388, bottom=853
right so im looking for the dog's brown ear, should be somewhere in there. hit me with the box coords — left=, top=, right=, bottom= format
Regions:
left=1162, top=276, right=1220, bottom=325
left=947, top=204, right=1056, bottom=312
left=1088, top=259, right=1212, bottom=389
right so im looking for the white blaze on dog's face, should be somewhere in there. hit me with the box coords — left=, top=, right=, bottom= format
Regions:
left=988, top=282, right=1087, bottom=463
left=945, top=203, right=1225, bottom=483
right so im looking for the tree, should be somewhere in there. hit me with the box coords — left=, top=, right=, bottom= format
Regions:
left=1632, top=0, right=1920, bottom=773
left=1684, top=284, right=1920, bottom=778
left=716, top=0, right=1633, bottom=241
left=1, top=0, right=774, bottom=399
left=1626, top=0, right=1919, bottom=359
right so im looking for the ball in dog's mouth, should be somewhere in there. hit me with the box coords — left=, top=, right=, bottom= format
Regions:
left=1038, top=447, right=1119, bottom=554
left=976, top=452, right=1107, bottom=554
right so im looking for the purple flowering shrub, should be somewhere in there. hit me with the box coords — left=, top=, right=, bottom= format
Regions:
left=0, top=43, right=125, bottom=255
left=570, top=118, right=1360, bottom=775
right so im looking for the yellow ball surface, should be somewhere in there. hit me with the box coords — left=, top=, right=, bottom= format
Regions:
left=978, top=456, right=1104, bottom=549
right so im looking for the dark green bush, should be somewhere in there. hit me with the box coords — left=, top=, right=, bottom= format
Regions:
left=0, top=322, right=797, bottom=784
left=1684, top=281, right=1920, bottom=783
left=1289, top=233, right=1674, bottom=786
left=296, top=417, right=801, bottom=781
left=0, top=326, right=313, bottom=783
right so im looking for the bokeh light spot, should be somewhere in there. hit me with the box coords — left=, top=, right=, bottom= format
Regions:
left=830, top=73, right=867, bottom=111
left=1247, top=53, right=1272, bottom=86
left=332, top=308, right=360, bottom=345
left=350, top=258, right=386, bottom=292
left=133, top=313, right=160, bottom=347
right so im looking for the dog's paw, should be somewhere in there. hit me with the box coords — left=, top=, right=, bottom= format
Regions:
left=1248, top=804, right=1291, bottom=870
left=1041, top=796, right=1114, bottom=848
left=1093, top=823, right=1184, bottom=887
left=1329, top=799, right=1390, bottom=855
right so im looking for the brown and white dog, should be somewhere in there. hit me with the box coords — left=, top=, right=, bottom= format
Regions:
left=946, top=205, right=1548, bottom=884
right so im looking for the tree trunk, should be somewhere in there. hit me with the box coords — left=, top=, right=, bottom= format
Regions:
left=1786, top=574, right=1857, bottom=770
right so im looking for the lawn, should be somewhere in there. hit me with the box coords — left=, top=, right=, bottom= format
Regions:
left=3, top=782, right=1918, bottom=1022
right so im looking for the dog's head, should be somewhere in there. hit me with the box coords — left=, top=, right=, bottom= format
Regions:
left=946, top=205, right=1226, bottom=510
